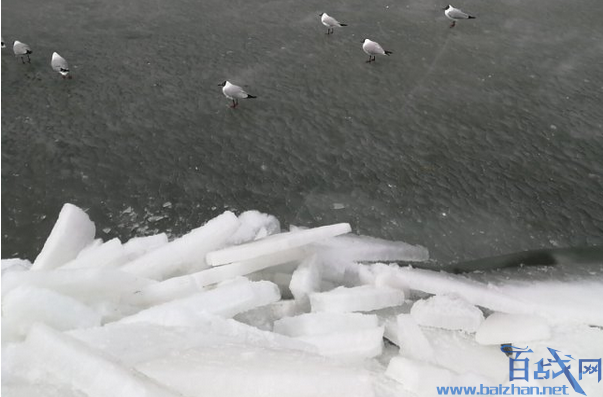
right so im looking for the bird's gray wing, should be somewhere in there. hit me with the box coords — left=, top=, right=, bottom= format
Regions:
left=448, top=8, right=470, bottom=19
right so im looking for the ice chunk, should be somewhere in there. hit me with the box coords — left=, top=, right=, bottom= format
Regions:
left=475, top=313, right=551, bottom=345
left=379, top=266, right=532, bottom=314
left=384, top=314, right=434, bottom=362
left=133, top=247, right=305, bottom=306
left=122, top=233, right=169, bottom=259
left=120, top=211, right=240, bottom=280
left=136, top=343, right=376, bottom=397
left=1, top=268, right=154, bottom=306
left=313, top=234, right=429, bottom=263
left=422, top=327, right=508, bottom=382
left=2, top=286, right=101, bottom=338
left=118, top=279, right=281, bottom=326
left=386, top=356, right=453, bottom=395
left=292, top=326, right=385, bottom=359
left=289, top=255, right=322, bottom=308
left=206, top=222, right=352, bottom=266
left=32, top=204, right=96, bottom=270
left=234, top=300, right=301, bottom=331
left=226, top=210, right=281, bottom=245
left=22, top=323, right=181, bottom=397
left=410, top=294, right=485, bottom=332
left=274, top=312, right=379, bottom=337
left=1, top=258, right=32, bottom=275
left=1, top=383, right=87, bottom=397
left=310, top=285, right=405, bottom=313
left=60, top=238, right=126, bottom=269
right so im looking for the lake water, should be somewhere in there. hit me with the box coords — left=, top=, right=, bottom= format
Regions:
left=2, top=0, right=602, bottom=263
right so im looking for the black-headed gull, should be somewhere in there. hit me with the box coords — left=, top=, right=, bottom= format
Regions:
left=319, top=13, right=347, bottom=35
left=13, top=40, right=32, bottom=63
left=219, top=81, right=257, bottom=108
left=51, top=52, right=71, bottom=79
left=443, top=5, right=475, bottom=28
left=362, top=39, right=392, bottom=63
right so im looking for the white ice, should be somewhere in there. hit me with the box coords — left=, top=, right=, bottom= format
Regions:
left=475, top=312, right=551, bottom=345
left=410, top=294, right=484, bottom=332
left=310, top=285, right=405, bottom=313
left=120, top=210, right=240, bottom=280
left=32, top=203, right=96, bottom=271
left=206, top=222, right=352, bottom=266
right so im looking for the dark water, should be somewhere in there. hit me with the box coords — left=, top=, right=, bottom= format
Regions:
left=2, top=0, right=603, bottom=264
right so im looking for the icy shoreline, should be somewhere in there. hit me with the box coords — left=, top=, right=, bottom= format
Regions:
left=2, top=204, right=602, bottom=397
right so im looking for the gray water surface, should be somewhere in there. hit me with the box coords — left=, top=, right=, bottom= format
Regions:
left=2, top=0, right=603, bottom=263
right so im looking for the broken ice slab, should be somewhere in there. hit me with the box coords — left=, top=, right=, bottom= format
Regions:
left=120, top=211, right=240, bottom=280
left=383, top=314, right=434, bottom=362
left=274, top=312, right=379, bottom=337
left=131, top=247, right=306, bottom=306
left=1, top=268, right=155, bottom=303
left=2, top=285, right=101, bottom=339
left=385, top=356, right=453, bottom=395
left=60, top=238, right=127, bottom=269
left=206, top=223, right=352, bottom=266
left=118, top=279, right=281, bottom=326
left=1, top=382, right=87, bottom=397
left=289, top=255, right=322, bottom=308
left=226, top=210, right=281, bottom=245
left=422, top=327, right=508, bottom=382
left=69, top=319, right=314, bottom=367
left=410, top=294, right=484, bottom=333
left=310, top=285, right=405, bottom=313
left=135, top=343, right=377, bottom=397
left=32, top=203, right=96, bottom=271
left=271, top=311, right=385, bottom=359
left=22, top=323, right=181, bottom=397
left=373, top=265, right=532, bottom=314
left=475, top=313, right=551, bottom=345
left=1, top=258, right=32, bottom=275
left=312, top=234, right=429, bottom=263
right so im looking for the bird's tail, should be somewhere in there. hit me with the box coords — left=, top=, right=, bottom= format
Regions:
left=247, top=95, right=257, bottom=99
left=340, top=23, right=348, bottom=26
left=384, top=50, right=393, bottom=56
left=468, top=15, right=476, bottom=19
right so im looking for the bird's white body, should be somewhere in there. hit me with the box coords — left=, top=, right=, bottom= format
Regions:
left=362, top=39, right=386, bottom=56
left=13, top=40, right=31, bottom=56
left=444, top=5, right=473, bottom=21
left=222, top=81, right=251, bottom=100
left=321, top=13, right=342, bottom=28
left=51, top=52, right=70, bottom=76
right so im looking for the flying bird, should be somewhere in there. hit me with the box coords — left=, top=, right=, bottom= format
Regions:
left=443, top=5, right=476, bottom=28
left=219, top=81, right=257, bottom=108
left=13, top=40, right=32, bottom=63
left=51, top=52, right=71, bottom=79
left=362, top=39, right=392, bottom=63
left=319, top=13, right=347, bottom=35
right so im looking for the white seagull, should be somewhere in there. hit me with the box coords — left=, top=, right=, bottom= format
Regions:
left=219, top=81, right=257, bottom=108
left=13, top=40, right=32, bottom=63
left=362, top=39, right=392, bottom=63
left=319, top=13, right=347, bottom=35
left=443, top=5, right=475, bottom=28
left=51, top=52, right=71, bottom=79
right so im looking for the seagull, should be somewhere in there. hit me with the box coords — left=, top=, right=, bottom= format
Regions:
left=219, top=81, right=257, bottom=108
left=362, top=39, right=392, bottom=63
left=13, top=40, right=32, bottom=63
left=1, top=37, right=5, bottom=48
left=319, top=13, right=347, bottom=35
left=51, top=52, right=71, bottom=79
left=443, top=5, right=475, bottom=28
